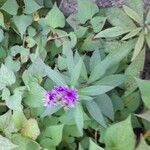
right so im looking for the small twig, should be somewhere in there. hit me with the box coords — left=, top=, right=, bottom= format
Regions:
left=47, top=34, right=69, bottom=41
left=0, top=102, right=6, bottom=106
left=59, top=0, right=64, bottom=9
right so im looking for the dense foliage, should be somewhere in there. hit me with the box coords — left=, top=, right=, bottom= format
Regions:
left=0, top=0, right=150, bottom=149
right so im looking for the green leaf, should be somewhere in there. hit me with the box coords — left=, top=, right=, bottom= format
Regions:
left=1, top=0, right=19, bottom=15
left=21, top=118, right=40, bottom=140
left=0, top=11, right=5, bottom=28
left=123, top=5, right=142, bottom=24
left=77, top=0, right=99, bottom=24
left=45, top=3, right=65, bottom=28
left=79, top=85, right=115, bottom=96
left=95, top=94, right=114, bottom=120
left=42, top=124, right=64, bottom=146
left=131, top=32, right=144, bottom=61
left=106, top=7, right=136, bottom=30
left=70, top=57, right=83, bottom=86
left=0, top=135, right=18, bottom=150
left=137, top=79, right=150, bottom=109
left=24, top=82, right=46, bottom=107
left=88, top=40, right=135, bottom=83
left=121, top=27, right=142, bottom=40
left=0, top=64, right=16, bottom=90
left=24, top=0, right=42, bottom=14
left=105, top=116, right=136, bottom=150
left=91, top=16, right=106, bottom=33
left=74, top=104, right=84, bottom=136
left=86, top=100, right=107, bottom=128
left=136, top=136, right=150, bottom=150
left=6, top=87, right=25, bottom=112
left=89, top=139, right=104, bottom=150
left=12, top=15, right=33, bottom=38
left=95, top=26, right=131, bottom=38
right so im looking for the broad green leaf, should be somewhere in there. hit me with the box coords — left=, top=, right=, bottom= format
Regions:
left=77, top=0, right=99, bottom=24
left=21, top=118, right=40, bottom=140
left=126, top=0, right=144, bottom=23
left=121, top=27, right=142, bottom=40
left=42, top=124, right=64, bottom=146
left=0, top=135, right=18, bottom=150
left=131, top=32, right=144, bottom=61
left=0, top=11, right=5, bottom=28
left=70, top=57, right=83, bottom=86
left=123, top=5, right=142, bottom=24
left=106, top=7, right=136, bottom=30
left=0, top=64, right=16, bottom=90
left=6, top=87, right=25, bottom=112
left=136, top=136, right=150, bottom=150
left=90, top=50, right=101, bottom=71
left=24, top=0, right=42, bottom=14
left=1, top=0, right=19, bottom=15
left=137, top=79, right=150, bottom=109
left=86, top=100, right=107, bottom=127
left=88, top=40, right=135, bottom=83
left=79, top=85, right=115, bottom=96
left=12, top=134, right=40, bottom=150
left=89, top=139, right=104, bottom=150
left=95, top=26, right=130, bottom=38
left=95, top=94, right=114, bottom=120
left=91, top=16, right=106, bottom=33
left=24, top=82, right=45, bottom=107
left=74, top=104, right=84, bottom=136
left=45, top=3, right=65, bottom=28
left=12, top=15, right=33, bottom=38
left=105, top=116, right=136, bottom=150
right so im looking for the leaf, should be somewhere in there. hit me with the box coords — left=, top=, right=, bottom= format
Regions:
left=21, top=118, right=40, bottom=140
left=70, top=57, right=83, bottom=86
left=95, top=94, right=114, bottom=120
left=95, top=26, right=131, bottom=38
left=89, top=139, right=104, bottom=150
left=24, top=0, right=42, bottom=14
left=74, top=104, right=84, bottom=136
left=0, top=64, right=16, bottom=90
left=45, top=3, right=65, bottom=28
left=0, top=135, right=18, bottom=150
left=42, top=124, right=64, bottom=146
left=6, top=87, right=25, bottom=112
left=77, top=0, right=99, bottom=24
left=0, top=29, right=4, bottom=42
left=12, top=15, right=33, bottom=38
left=1, top=0, right=19, bottom=15
left=0, top=11, right=5, bottom=28
left=24, top=82, right=46, bottom=107
left=88, top=40, right=135, bottom=83
left=105, top=116, right=136, bottom=150
left=106, top=7, right=136, bottom=30
left=86, top=100, right=107, bottom=128
left=121, top=27, right=142, bottom=40
left=91, top=16, right=106, bottom=33
left=123, top=5, right=142, bottom=24
left=137, top=79, right=150, bottom=109
left=79, top=85, right=115, bottom=96
left=136, top=136, right=150, bottom=150
left=131, top=32, right=144, bottom=61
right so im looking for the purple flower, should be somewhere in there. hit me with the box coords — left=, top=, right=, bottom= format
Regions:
left=44, top=85, right=79, bottom=108
left=44, top=90, right=57, bottom=107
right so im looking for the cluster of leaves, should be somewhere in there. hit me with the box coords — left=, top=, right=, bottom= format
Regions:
left=0, top=0, right=150, bottom=149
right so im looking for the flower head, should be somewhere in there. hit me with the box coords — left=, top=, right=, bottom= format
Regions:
left=44, top=85, right=79, bottom=108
